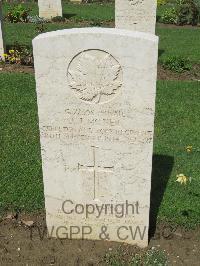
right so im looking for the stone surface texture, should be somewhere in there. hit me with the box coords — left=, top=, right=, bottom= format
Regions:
left=33, top=28, right=158, bottom=248
left=115, top=0, right=157, bottom=34
left=38, top=0, right=62, bottom=19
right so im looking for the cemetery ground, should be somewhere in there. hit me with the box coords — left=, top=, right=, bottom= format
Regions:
left=1, top=2, right=200, bottom=80
left=0, top=1, right=200, bottom=265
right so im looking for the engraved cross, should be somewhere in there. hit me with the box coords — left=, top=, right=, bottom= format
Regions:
left=78, top=146, right=114, bottom=200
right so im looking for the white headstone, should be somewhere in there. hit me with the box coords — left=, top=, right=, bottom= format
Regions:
left=38, top=0, right=62, bottom=19
left=115, top=0, right=157, bottom=34
left=0, top=1, right=4, bottom=60
left=33, top=28, right=158, bottom=248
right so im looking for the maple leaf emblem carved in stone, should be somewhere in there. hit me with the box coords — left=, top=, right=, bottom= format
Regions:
left=129, top=0, right=144, bottom=5
left=67, top=50, right=123, bottom=104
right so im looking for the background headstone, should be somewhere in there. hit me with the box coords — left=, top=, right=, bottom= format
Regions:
left=0, top=1, right=4, bottom=60
left=33, top=28, right=158, bottom=248
left=115, top=0, right=157, bottom=34
left=38, top=0, right=62, bottom=19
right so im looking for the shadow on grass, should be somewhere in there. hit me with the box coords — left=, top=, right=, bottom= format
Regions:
left=63, top=13, right=76, bottom=19
left=156, top=15, right=161, bottom=23
left=158, top=49, right=165, bottom=58
left=149, top=154, right=174, bottom=238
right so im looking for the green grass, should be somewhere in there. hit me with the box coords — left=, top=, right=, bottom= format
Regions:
left=156, top=27, right=200, bottom=63
left=2, top=1, right=174, bottom=23
left=0, top=1, right=200, bottom=228
left=0, top=73, right=44, bottom=212
left=4, top=22, right=74, bottom=47
left=0, top=73, right=200, bottom=228
left=153, top=80, right=200, bottom=227
left=2, top=2, right=200, bottom=64
left=3, top=2, right=114, bottom=48
left=2, top=2, right=114, bottom=22
left=4, top=24, right=200, bottom=64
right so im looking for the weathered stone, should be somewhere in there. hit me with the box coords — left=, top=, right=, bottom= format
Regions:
left=115, top=0, right=157, bottom=34
left=33, top=28, right=158, bottom=248
left=38, top=0, right=62, bottom=19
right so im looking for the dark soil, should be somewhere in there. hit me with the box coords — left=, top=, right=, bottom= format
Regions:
left=1, top=63, right=200, bottom=81
left=0, top=213, right=199, bottom=265
left=0, top=64, right=34, bottom=74
left=157, top=64, right=200, bottom=81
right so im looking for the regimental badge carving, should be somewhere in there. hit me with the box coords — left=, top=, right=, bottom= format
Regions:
left=129, top=0, right=144, bottom=5
left=67, top=49, right=123, bottom=104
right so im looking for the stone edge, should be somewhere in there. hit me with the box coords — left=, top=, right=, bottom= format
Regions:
left=32, top=27, right=158, bottom=45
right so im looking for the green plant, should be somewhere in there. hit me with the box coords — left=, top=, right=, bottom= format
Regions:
left=157, top=0, right=167, bottom=6
left=131, top=249, right=168, bottom=266
left=160, top=0, right=200, bottom=25
left=27, top=15, right=48, bottom=24
left=160, top=7, right=177, bottom=24
left=51, top=16, right=66, bottom=22
left=176, top=0, right=200, bottom=25
left=35, top=23, right=47, bottom=34
left=90, top=19, right=102, bottom=26
left=103, top=248, right=168, bottom=265
left=4, top=44, right=33, bottom=66
left=6, top=4, right=31, bottom=23
left=4, top=49, right=21, bottom=64
left=162, top=56, right=192, bottom=73
left=18, top=47, right=33, bottom=66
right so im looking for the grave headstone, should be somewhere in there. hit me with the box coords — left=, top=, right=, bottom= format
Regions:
left=0, top=1, right=4, bottom=60
left=38, top=0, right=62, bottom=19
left=115, top=0, right=157, bottom=34
left=33, top=28, right=158, bottom=248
